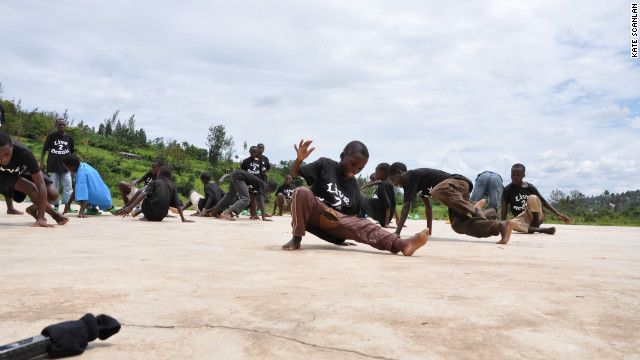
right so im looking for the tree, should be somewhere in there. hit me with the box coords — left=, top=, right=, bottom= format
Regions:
left=206, top=125, right=234, bottom=167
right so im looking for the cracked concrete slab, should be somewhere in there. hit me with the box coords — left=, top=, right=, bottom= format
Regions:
left=1, top=203, right=639, bottom=359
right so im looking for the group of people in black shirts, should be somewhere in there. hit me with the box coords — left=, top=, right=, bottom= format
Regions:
left=0, top=111, right=572, bottom=256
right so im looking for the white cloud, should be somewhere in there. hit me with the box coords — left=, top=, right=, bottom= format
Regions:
left=1, top=0, right=639, bottom=197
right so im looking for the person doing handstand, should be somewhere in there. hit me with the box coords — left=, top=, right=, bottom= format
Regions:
left=281, top=140, right=428, bottom=256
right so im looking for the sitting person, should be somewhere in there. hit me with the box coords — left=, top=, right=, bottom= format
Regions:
left=469, top=171, right=504, bottom=220
left=206, top=170, right=276, bottom=221
left=388, top=162, right=514, bottom=244
left=117, top=159, right=163, bottom=205
left=281, top=140, right=428, bottom=256
left=61, top=154, right=117, bottom=217
left=271, top=174, right=297, bottom=216
left=501, top=163, right=572, bottom=236
left=115, top=166, right=192, bottom=222
left=0, top=130, right=68, bottom=226
left=358, top=162, right=401, bottom=228
left=179, top=172, right=225, bottom=216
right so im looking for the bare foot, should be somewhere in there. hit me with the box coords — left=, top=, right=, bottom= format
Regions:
left=55, top=216, right=70, bottom=225
left=496, top=220, right=514, bottom=244
left=25, top=205, right=38, bottom=220
left=541, top=227, right=556, bottom=235
left=169, top=207, right=179, bottom=214
left=475, top=199, right=486, bottom=209
left=282, top=236, right=302, bottom=250
left=473, top=205, right=486, bottom=219
left=391, top=229, right=429, bottom=256
left=220, top=210, right=236, bottom=221
left=6, top=208, right=24, bottom=215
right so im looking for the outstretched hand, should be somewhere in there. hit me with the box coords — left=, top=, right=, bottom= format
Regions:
left=559, top=214, right=573, bottom=224
left=294, top=139, right=315, bottom=161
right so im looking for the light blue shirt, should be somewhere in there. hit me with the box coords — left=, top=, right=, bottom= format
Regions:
left=74, top=162, right=112, bottom=209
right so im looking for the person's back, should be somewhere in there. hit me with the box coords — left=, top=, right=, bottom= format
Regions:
left=142, top=177, right=181, bottom=221
left=201, top=182, right=225, bottom=210
left=74, top=162, right=112, bottom=210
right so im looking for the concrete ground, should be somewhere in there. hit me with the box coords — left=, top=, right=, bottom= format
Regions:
left=1, top=203, right=639, bottom=360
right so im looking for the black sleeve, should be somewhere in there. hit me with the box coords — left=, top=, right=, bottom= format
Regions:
left=22, top=147, right=41, bottom=174
left=378, top=182, right=393, bottom=210
left=529, top=184, right=548, bottom=206
left=402, top=172, right=420, bottom=202
left=139, top=170, right=152, bottom=183
left=42, top=134, right=53, bottom=152
left=170, top=184, right=182, bottom=207
left=144, top=180, right=155, bottom=194
left=298, top=158, right=324, bottom=186
left=241, top=158, right=249, bottom=171
left=276, top=184, right=286, bottom=195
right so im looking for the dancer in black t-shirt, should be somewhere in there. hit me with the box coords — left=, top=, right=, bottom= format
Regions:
left=40, top=118, right=75, bottom=210
left=0, top=131, right=68, bottom=226
left=205, top=170, right=277, bottom=221
left=117, top=159, right=163, bottom=205
left=281, top=140, right=428, bottom=256
left=359, top=163, right=401, bottom=228
left=271, top=175, right=297, bottom=216
left=388, top=162, right=513, bottom=244
left=115, top=166, right=192, bottom=222
left=501, top=163, right=572, bottom=237
left=178, top=172, right=225, bottom=216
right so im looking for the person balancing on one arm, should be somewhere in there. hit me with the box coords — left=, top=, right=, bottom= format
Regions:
left=281, top=139, right=428, bottom=256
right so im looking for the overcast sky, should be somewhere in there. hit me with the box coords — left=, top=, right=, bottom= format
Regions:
left=1, top=1, right=639, bottom=197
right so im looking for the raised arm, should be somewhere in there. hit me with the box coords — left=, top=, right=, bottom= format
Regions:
left=360, top=180, right=381, bottom=191
left=217, top=173, right=231, bottom=186
left=289, top=139, right=315, bottom=177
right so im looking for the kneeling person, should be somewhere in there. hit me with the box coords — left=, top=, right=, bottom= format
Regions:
left=62, top=154, right=117, bottom=217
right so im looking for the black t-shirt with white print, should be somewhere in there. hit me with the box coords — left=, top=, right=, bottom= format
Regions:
left=402, top=168, right=472, bottom=202
left=372, top=178, right=396, bottom=213
left=502, top=182, right=548, bottom=217
left=43, top=132, right=74, bottom=173
left=139, top=170, right=157, bottom=187
left=241, top=157, right=262, bottom=178
left=0, top=140, right=40, bottom=177
left=299, top=157, right=361, bottom=216
left=276, top=183, right=297, bottom=200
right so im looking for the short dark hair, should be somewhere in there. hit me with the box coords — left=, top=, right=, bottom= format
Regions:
left=55, top=118, right=66, bottom=124
left=388, top=162, right=407, bottom=175
left=343, top=141, right=369, bottom=158
left=200, top=172, right=212, bottom=182
left=511, top=163, right=526, bottom=173
left=0, top=131, right=11, bottom=147
left=267, top=180, right=277, bottom=192
left=376, top=162, right=390, bottom=175
left=158, top=166, right=172, bottom=178
left=62, top=154, right=81, bottom=169
left=152, top=159, right=164, bottom=167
